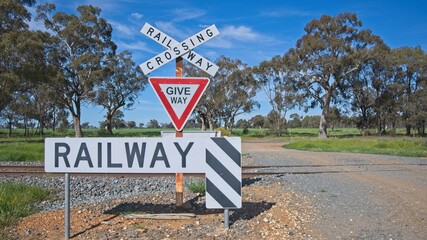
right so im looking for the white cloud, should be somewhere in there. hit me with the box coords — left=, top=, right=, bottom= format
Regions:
left=170, top=8, right=206, bottom=22
left=260, top=9, right=312, bottom=18
left=154, top=21, right=184, bottom=39
left=221, top=25, right=263, bottom=42
left=115, top=40, right=157, bottom=54
left=130, top=12, right=143, bottom=20
left=110, top=20, right=135, bottom=38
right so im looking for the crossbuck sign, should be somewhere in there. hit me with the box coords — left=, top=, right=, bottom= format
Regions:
left=139, top=23, right=220, bottom=76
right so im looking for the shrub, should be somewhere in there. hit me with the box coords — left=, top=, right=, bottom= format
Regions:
left=215, top=127, right=231, bottom=136
left=186, top=180, right=205, bottom=195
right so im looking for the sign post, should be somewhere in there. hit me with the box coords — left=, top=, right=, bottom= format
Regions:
left=175, top=56, right=184, bottom=208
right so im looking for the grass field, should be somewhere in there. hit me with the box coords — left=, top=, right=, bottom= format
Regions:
left=0, top=183, right=52, bottom=230
left=0, top=128, right=426, bottom=161
left=284, top=137, right=427, bottom=158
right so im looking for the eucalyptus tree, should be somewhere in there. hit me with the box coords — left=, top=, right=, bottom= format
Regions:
left=37, top=4, right=116, bottom=137
left=0, top=0, right=48, bottom=113
left=287, top=13, right=383, bottom=138
left=187, top=56, right=259, bottom=131
left=214, top=57, right=259, bottom=130
left=253, top=55, right=298, bottom=136
left=391, top=46, right=427, bottom=136
left=91, top=51, right=146, bottom=135
left=184, top=61, right=215, bottom=130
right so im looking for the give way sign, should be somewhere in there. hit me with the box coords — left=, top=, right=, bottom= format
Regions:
left=149, top=77, right=209, bottom=131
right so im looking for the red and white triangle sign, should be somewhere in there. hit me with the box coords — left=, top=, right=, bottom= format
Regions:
left=149, top=77, right=210, bottom=131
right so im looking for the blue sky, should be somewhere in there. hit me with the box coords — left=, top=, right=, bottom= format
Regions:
left=29, top=0, right=427, bottom=126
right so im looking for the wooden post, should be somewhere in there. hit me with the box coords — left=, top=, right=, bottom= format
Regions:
left=175, top=56, right=184, bottom=209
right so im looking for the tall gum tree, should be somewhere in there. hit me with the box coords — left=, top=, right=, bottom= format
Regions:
left=91, top=51, right=146, bottom=134
left=37, top=4, right=116, bottom=137
left=253, top=55, right=299, bottom=136
left=288, top=13, right=383, bottom=138
left=0, top=0, right=41, bottom=112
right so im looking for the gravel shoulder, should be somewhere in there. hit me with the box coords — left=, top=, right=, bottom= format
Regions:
left=243, top=142, right=427, bottom=239
left=2, top=141, right=427, bottom=239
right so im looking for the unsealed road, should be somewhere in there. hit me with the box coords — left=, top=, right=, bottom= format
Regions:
left=242, top=142, right=427, bottom=239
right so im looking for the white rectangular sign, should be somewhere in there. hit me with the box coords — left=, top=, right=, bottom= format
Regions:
left=139, top=25, right=219, bottom=75
left=44, top=137, right=240, bottom=173
left=140, top=23, right=219, bottom=76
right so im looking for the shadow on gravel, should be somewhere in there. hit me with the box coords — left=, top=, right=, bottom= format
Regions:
left=230, top=201, right=275, bottom=223
left=242, top=177, right=263, bottom=187
left=104, top=196, right=275, bottom=227
left=105, top=202, right=177, bottom=215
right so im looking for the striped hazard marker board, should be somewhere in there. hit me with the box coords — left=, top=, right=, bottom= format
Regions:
left=205, top=138, right=241, bottom=209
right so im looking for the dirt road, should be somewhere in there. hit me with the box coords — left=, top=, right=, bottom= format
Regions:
left=243, top=142, right=427, bottom=239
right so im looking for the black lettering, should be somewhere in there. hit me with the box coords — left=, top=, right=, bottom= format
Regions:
left=146, top=27, right=154, bottom=36
left=155, top=56, right=163, bottom=65
left=164, top=51, right=172, bottom=60
left=184, top=87, right=190, bottom=95
left=190, top=38, right=195, bottom=46
left=206, top=62, right=213, bottom=71
left=74, top=143, right=93, bottom=168
left=107, top=142, right=122, bottom=168
left=166, top=39, right=172, bottom=49
left=196, top=33, right=205, bottom=43
left=125, top=142, right=146, bottom=168
left=186, top=51, right=196, bottom=61
left=181, top=42, right=189, bottom=51
left=55, top=142, right=70, bottom=168
left=166, top=87, right=173, bottom=95
left=174, top=142, right=194, bottom=168
left=153, top=32, right=161, bottom=41
left=146, top=61, right=153, bottom=70
left=206, top=28, right=213, bottom=37
left=98, top=142, right=102, bottom=168
left=173, top=46, right=180, bottom=56
left=150, top=143, right=170, bottom=168
left=195, top=58, right=203, bottom=66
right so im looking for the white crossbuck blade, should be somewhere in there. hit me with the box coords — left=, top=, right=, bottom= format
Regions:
left=139, top=23, right=220, bottom=76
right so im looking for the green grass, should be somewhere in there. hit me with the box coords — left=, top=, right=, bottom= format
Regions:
left=0, top=183, right=52, bottom=230
left=285, top=137, right=427, bottom=158
left=0, top=141, right=44, bottom=162
left=0, top=128, right=425, bottom=162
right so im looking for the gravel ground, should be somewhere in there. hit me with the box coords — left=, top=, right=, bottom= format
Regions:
left=2, top=142, right=426, bottom=239
left=243, top=142, right=427, bottom=239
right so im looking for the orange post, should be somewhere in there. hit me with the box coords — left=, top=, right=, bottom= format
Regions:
left=175, top=56, right=184, bottom=208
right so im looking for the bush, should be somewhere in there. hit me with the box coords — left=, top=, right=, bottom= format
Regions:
left=186, top=180, right=205, bottom=195
left=215, top=127, right=231, bottom=136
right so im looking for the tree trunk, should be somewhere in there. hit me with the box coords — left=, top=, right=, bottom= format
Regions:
left=73, top=115, right=83, bottom=138
left=405, top=124, right=411, bottom=136
left=106, top=114, right=113, bottom=135
left=200, top=115, right=206, bottom=131
left=7, top=122, right=12, bottom=138
left=319, top=112, right=328, bottom=138
left=207, top=112, right=214, bottom=131
left=319, top=90, right=332, bottom=139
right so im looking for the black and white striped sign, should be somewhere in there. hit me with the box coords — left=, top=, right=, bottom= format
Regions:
left=205, top=138, right=241, bottom=209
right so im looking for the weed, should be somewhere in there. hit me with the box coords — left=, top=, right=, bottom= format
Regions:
left=186, top=180, right=206, bottom=195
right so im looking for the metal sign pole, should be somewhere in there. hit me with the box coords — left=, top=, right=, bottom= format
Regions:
left=64, top=173, right=70, bottom=239
left=175, top=56, right=184, bottom=209
left=224, top=209, right=229, bottom=228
